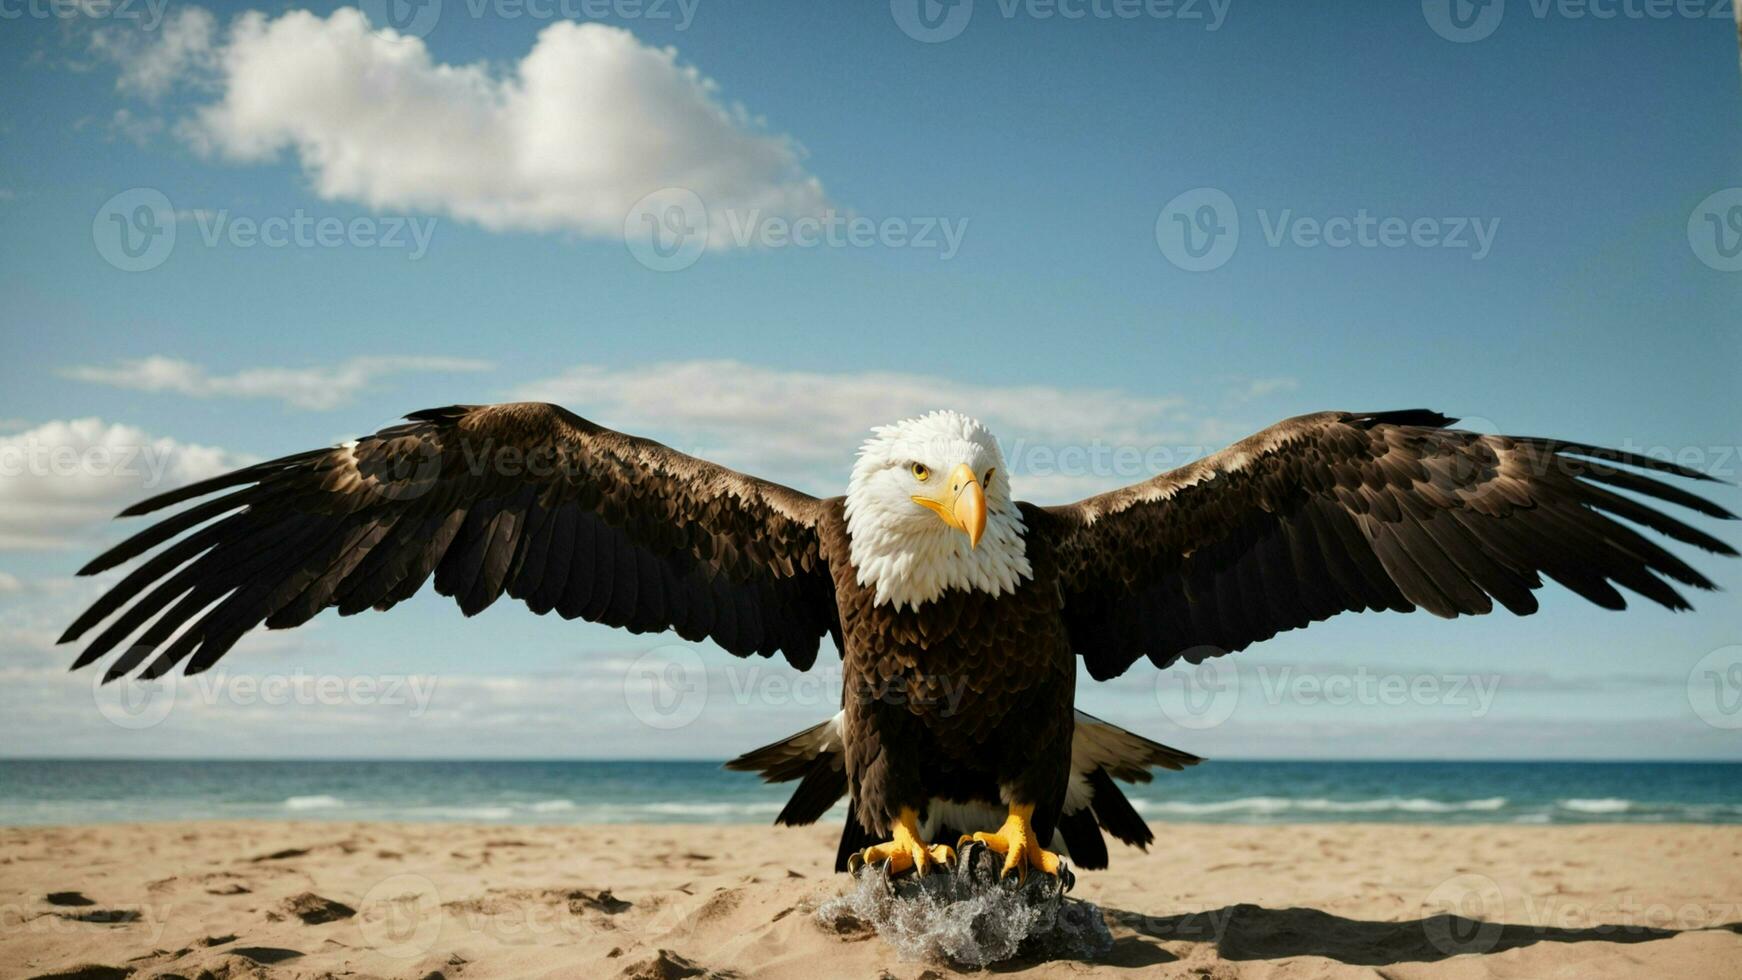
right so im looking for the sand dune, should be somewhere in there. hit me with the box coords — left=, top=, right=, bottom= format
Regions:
left=3, top=821, right=1739, bottom=978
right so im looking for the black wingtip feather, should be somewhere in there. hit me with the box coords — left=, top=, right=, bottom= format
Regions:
left=112, top=449, right=325, bottom=519
left=403, top=405, right=479, bottom=423
left=1353, top=409, right=1458, bottom=429
left=1522, top=436, right=1727, bottom=484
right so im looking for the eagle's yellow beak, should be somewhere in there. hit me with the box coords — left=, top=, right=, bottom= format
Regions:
left=912, top=463, right=987, bottom=549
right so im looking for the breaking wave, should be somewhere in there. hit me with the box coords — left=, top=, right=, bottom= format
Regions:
left=1559, top=798, right=1632, bottom=814
left=637, top=801, right=785, bottom=816
left=1134, top=796, right=1508, bottom=816
left=282, top=795, right=344, bottom=811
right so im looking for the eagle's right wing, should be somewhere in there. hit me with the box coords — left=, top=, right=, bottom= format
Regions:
left=1036, top=410, right=1736, bottom=681
left=62, top=402, right=842, bottom=680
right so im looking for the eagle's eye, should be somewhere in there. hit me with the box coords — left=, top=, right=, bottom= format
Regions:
left=983, top=468, right=995, bottom=486
left=909, top=462, right=931, bottom=481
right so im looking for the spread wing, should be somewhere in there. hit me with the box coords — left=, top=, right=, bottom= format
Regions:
left=1034, top=410, right=1738, bottom=681
left=62, top=402, right=841, bottom=680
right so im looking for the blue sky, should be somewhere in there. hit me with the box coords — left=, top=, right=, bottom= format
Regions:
left=0, top=0, right=1738, bottom=759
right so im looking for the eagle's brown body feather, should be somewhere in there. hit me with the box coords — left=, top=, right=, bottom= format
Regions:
left=819, top=504, right=1076, bottom=841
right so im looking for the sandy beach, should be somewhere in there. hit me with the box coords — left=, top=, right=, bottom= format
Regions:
left=3, top=821, right=1739, bottom=978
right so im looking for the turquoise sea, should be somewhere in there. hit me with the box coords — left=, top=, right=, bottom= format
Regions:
left=1, top=760, right=1738, bottom=826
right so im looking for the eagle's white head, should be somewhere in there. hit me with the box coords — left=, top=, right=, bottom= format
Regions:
left=844, top=411, right=1031, bottom=610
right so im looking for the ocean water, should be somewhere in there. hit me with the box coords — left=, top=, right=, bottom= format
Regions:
left=0, top=760, right=1737, bottom=827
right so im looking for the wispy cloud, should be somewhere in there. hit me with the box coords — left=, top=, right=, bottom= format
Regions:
left=92, top=6, right=827, bottom=243
left=62, top=355, right=493, bottom=410
left=1229, top=377, right=1299, bottom=402
left=517, top=360, right=1286, bottom=500
left=89, top=6, right=216, bottom=100
left=0, top=418, right=248, bottom=550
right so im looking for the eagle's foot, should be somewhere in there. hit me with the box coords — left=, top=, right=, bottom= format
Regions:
left=958, top=803, right=1060, bottom=882
left=848, top=807, right=955, bottom=878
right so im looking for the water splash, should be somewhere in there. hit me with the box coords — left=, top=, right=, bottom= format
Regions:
left=814, top=841, right=1113, bottom=967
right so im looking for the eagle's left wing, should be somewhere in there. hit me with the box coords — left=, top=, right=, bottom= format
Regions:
left=61, top=402, right=842, bottom=681
left=1030, top=410, right=1737, bottom=681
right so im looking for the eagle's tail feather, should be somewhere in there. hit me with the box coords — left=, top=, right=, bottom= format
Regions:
left=1086, top=768, right=1155, bottom=850
left=835, top=813, right=878, bottom=872
left=723, top=716, right=840, bottom=784
left=777, top=759, right=846, bottom=826
left=724, top=713, right=848, bottom=827
left=729, top=711, right=1199, bottom=873
left=1055, top=808, right=1110, bottom=869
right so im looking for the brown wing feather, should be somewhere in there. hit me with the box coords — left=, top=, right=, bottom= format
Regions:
left=1036, top=410, right=1738, bottom=681
left=62, top=402, right=841, bottom=679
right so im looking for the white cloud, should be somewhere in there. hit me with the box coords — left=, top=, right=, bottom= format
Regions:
left=0, top=418, right=248, bottom=550
left=90, top=5, right=216, bottom=100
left=108, top=107, right=166, bottom=147
left=1230, top=377, right=1299, bottom=402
left=62, top=355, right=493, bottom=411
left=517, top=360, right=1278, bottom=501
left=159, top=8, right=827, bottom=242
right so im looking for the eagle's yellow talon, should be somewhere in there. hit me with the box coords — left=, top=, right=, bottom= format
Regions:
left=858, top=807, right=953, bottom=877
left=959, top=803, right=1061, bottom=881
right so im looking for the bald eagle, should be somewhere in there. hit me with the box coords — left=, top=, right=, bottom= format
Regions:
left=63, top=404, right=1735, bottom=878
